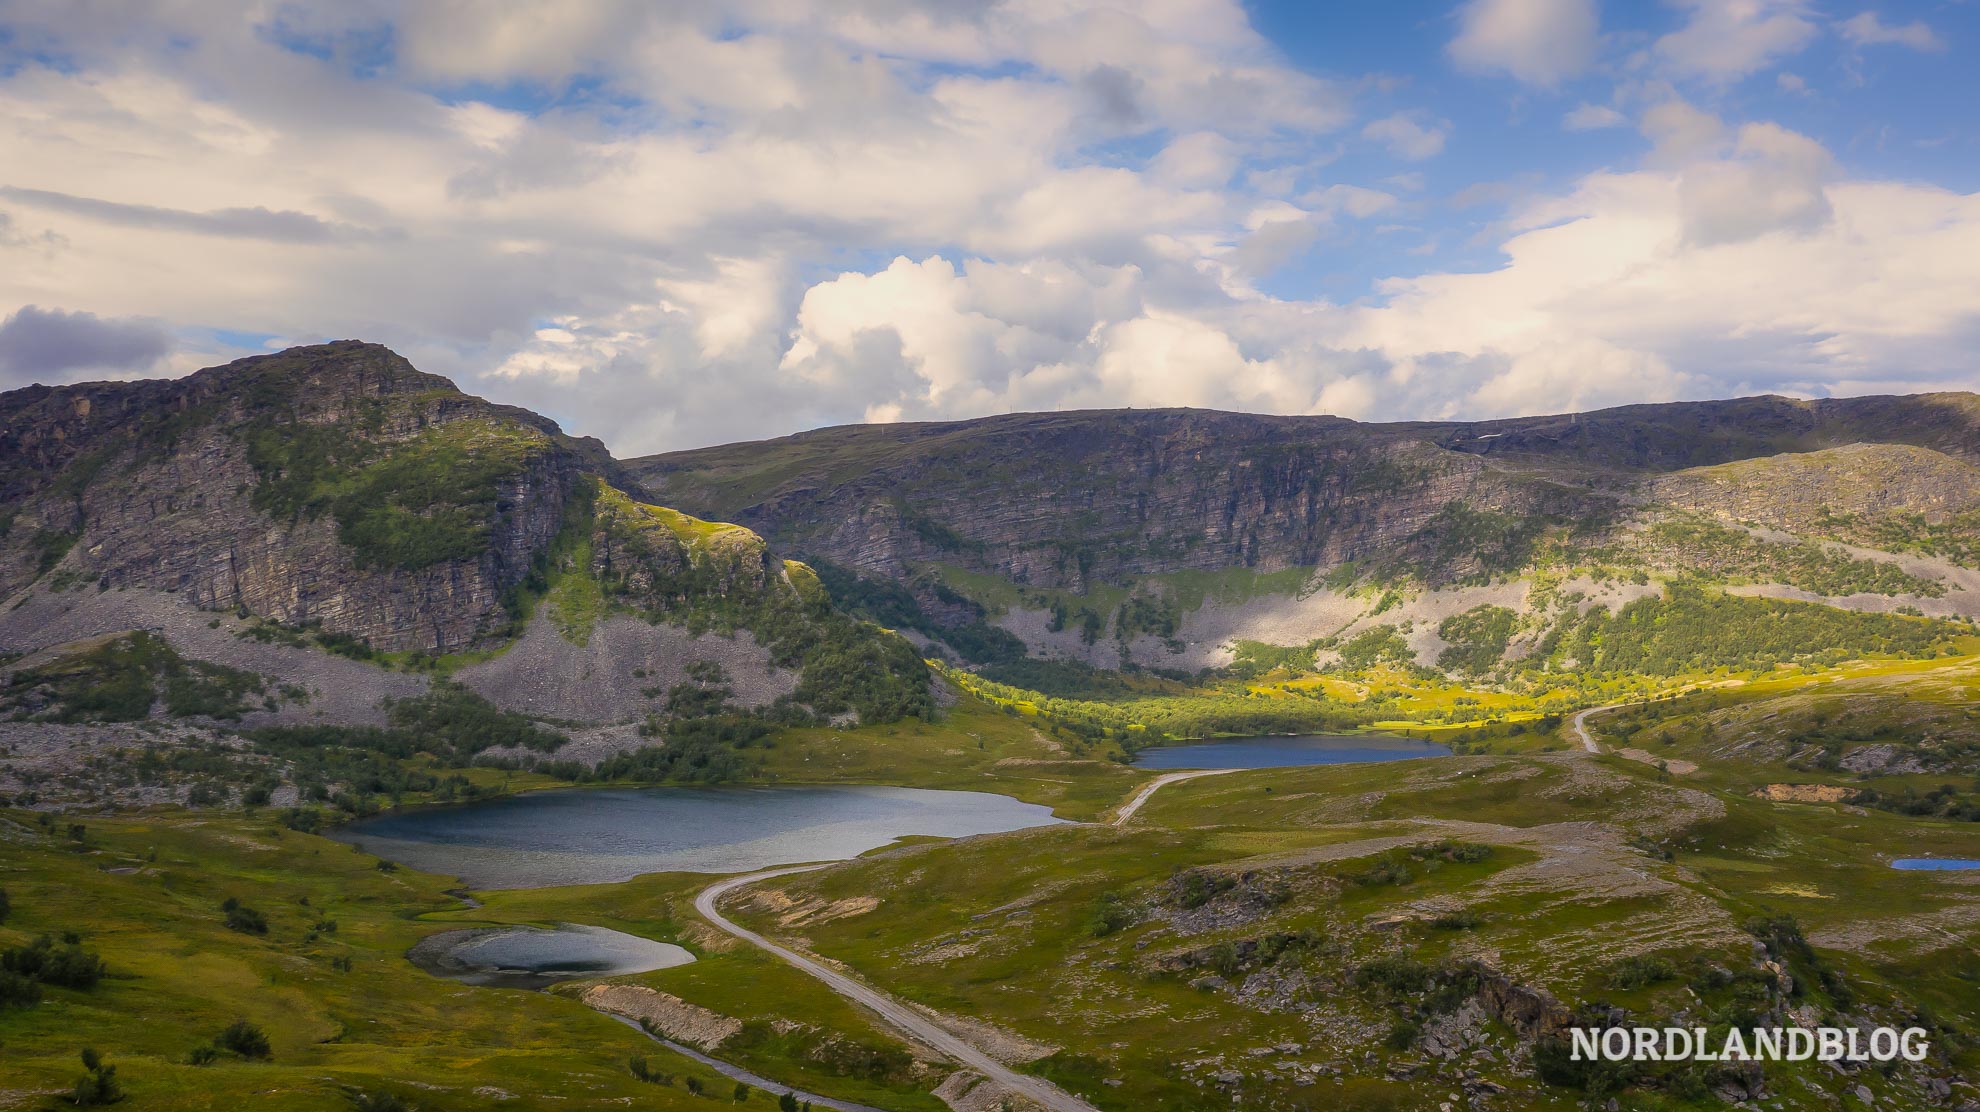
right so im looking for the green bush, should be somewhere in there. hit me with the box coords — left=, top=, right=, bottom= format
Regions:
left=1608, top=954, right=1679, bottom=990
left=221, top=898, right=268, bottom=936
left=1, top=934, right=105, bottom=990
left=70, top=1048, right=123, bottom=1106
left=214, top=1019, right=272, bottom=1060
left=1086, top=891, right=1137, bottom=937
left=0, top=970, right=41, bottom=1009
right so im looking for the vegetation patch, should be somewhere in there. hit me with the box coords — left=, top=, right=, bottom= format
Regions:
left=1, top=632, right=267, bottom=723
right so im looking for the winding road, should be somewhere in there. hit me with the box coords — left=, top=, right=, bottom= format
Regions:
left=689, top=769, right=1248, bottom=1111
left=694, top=866, right=1102, bottom=1112
left=1109, top=768, right=1238, bottom=826
left=1572, top=681, right=1743, bottom=755
left=1571, top=703, right=1616, bottom=753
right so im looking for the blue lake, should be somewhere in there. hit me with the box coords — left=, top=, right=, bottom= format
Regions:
left=1133, top=732, right=1452, bottom=770
left=334, top=784, right=1066, bottom=889
left=1890, top=858, right=1980, bottom=871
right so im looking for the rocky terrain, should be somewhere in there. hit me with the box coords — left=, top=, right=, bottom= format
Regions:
left=631, top=393, right=1980, bottom=670
left=0, top=343, right=929, bottom=743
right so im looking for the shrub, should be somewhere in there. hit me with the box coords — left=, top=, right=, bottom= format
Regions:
left=1171, top=869, right=1236, bottom=909
left=222, top=899, right=269, bottom=935
left=629, top=1056, right=674, bottom=1085
left=1086, top=891, right=1137, bottom=937
left=71, top=1048, right=123, bottom=1106
left=346, top=1091, right=409, bottom=1112
left=1, top=935, right=105, bottom=990
left=187, top=1046, right=217, bottom=1066
left=1608, top=954, right=1679, bottom=990
left=0, top=886, right=9, bottom=923
left=1344, top=853, right=1414, bottom=887
left=215, top=1019, right=272, bottom=1059
left=0, top=970, right=41, bottom=1009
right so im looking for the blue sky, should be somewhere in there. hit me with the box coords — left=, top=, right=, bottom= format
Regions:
left=0, top=1, right=1976, bottom=452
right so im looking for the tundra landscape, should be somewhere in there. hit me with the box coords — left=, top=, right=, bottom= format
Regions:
left=4, top=343, right=1980, bottom=1110
left=4, top=2, right=1980, bottom=1110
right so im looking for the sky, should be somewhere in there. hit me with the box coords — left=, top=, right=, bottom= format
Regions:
left=0, top=1, right=1976, bottom=454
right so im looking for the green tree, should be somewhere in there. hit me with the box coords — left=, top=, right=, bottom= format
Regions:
left=215, top=1019, right=272, bottom=1060
left=70, top=1048, right=123, bottom=1105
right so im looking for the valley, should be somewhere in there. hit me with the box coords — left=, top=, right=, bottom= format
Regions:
left=5, top=344, right=1980, bottom=1109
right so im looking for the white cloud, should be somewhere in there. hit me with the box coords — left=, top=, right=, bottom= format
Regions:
left=1563, top=104, right=1627, bottom=131
left=1836, top=12, right=1944, bottom=51
left=1448, top=0, right=1601, bottom=87
left=1302, top=185, right=1401, bottom=219
left=1678, top=122, right=1833, bottom=246
left=1656, top=0, right=1819, bottom=83
left=1362, top=113, right=1449, bottom=161
left=0, top=0, right=1975, bottom=454
left=1640, top=98, right=1727, bottom=163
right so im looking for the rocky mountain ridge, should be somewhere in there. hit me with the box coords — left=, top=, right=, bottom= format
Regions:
left=0, top=342, right=928, bottom=739
left=628, top=394, right=1980, bottom=669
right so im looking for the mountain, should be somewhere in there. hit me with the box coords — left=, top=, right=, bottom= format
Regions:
left=0, top=342, right=929, bottom=751
left=7, top=340, right=1978, bottom=750
left=628, top=396, right=1980, bottom=673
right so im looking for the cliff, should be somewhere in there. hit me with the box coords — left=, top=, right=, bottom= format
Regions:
left=0, top=342, right=929, bottom=732
left=627, top=395, right=1980, bottom=668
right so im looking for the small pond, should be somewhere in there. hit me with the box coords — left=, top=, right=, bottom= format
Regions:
left=1890, top=858, right=1980, bottom=871
left=1133, top=732, right=1452, bottom=770
left=409, top=924, right=694, bottom=990
left=334, top=784, right=1066, bottom=889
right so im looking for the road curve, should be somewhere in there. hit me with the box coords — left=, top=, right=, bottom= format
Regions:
left=1570, top=704, right=1616, bottom=753
left=1110, top=768, right=1239, bottom=826
left=1572, top=681, right=1742, bottom=754
left=694, top=867, right=1102, bottom=1112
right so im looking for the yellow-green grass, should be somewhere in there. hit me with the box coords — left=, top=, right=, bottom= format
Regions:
left=758, top=692, right=1140, bottom=821
left=718, top=779, right=1570, bottom=1110
left=726, top=754, right=1980, bottom=1110
left=0, top=810, right=929, bottom=1111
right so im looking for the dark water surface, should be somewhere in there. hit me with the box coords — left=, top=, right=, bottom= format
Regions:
left=1132, top=732, right=1452, bottom=770
left=334, top=784, right=1065, bottom=888
left=1890, top=858, right=1980, bottom=871
left=409, top=924, right=693, bottom=989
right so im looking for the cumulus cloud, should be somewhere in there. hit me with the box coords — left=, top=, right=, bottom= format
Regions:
left=1563, top=104, right=1627, bottom=131
left=0, top=305, right=172, bottom=385
left=1448, top=0, right=1601, bottom=87
left=0, top=1, right=1974, bottom=451
left=1656, top=0, right=1819, bottom=83
left=1362, top=113, right=1449, bottom=161
left=1836, top=12, right=1944, bottom=51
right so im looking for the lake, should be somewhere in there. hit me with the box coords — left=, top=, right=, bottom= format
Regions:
left=409, top=924, right=694, bottom=990
left=333, top=784, right=1066, bottom=888
left=1890, top=858, right=1980, bottom=871
left=1133, top=732, right=1452, bottom=769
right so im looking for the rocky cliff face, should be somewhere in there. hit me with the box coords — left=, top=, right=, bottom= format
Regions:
left=0, top=342, right=603, bottom=652
left=632, top=397, right=1980, bottom=589
left=0, top=342, right=932, bottom=734
left=631, top=409, right=1606, bottom=590
left=628, top=394, right=1980, bottom=666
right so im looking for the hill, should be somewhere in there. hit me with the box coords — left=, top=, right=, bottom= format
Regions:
left=628, top=396, right=1980, bottom=674
left=0, top=343, right=930, bottom=803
